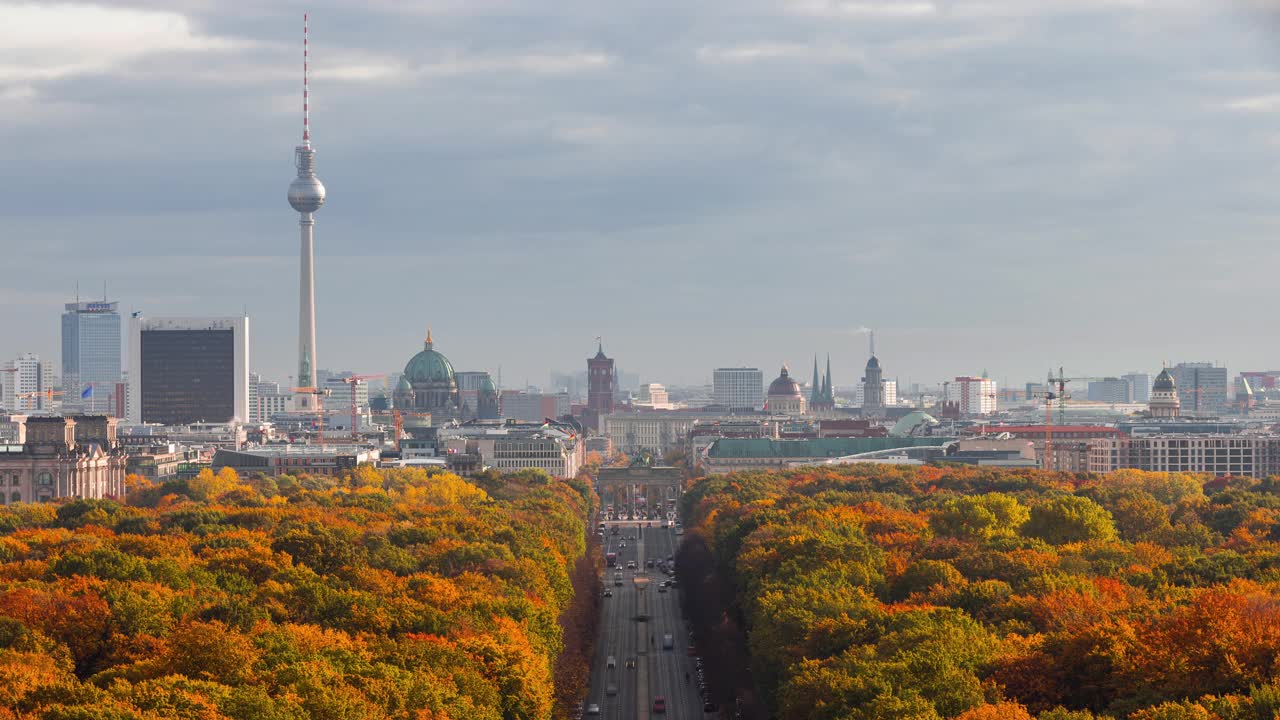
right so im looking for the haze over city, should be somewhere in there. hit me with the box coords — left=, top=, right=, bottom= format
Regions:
left=4, top=1, right=1280, bottom=385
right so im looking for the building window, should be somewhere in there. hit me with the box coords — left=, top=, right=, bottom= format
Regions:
left=37, top=472, right=52, bottom=486
left=9, top=492, right=20, bottom=503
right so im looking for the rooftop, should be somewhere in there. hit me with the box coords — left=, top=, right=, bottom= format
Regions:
left=706, top=437, right=950, bottom=459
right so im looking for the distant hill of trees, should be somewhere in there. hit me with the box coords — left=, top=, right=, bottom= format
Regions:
left=678, top=464, right=1280, bottom=720
left=0, top=465, right=594, bottom=720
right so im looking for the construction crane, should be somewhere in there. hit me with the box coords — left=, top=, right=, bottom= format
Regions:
left=1037, top=390, right=1060, bottom=471
left=371, top=409, right=431, bottom=452
left=18, top=388, right=63, bottom=411
left=289, top=386, right=331, bottom=443
left=1046, top=367, right=1110, bottom=426
left=339, top=374, right=384, bottom=441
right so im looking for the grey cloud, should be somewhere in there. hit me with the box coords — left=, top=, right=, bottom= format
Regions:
left=2, top=1, right=1279, bottom=386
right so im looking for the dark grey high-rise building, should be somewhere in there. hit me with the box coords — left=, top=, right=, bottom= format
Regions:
left=61, top=300, right=121, bottom=414
left=128, top=316, right=249, bottom=425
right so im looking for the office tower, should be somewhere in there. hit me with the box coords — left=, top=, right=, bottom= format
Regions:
left=1168, top=362, right=1228, bottom=416
left=948, top=376, right=998, bottom=416
left=1087, top=377, right=1132, bottom=403
left=287, top=14, right=327, bottom=411
left=61, top=299, right=122, bottom=414
left=2, top=354, right=56, bottom=412
left=128, top=315, right=249, bottom=425
left=1122, top=373, right=1150, bottom=404
left=712, top=367, right=764, bottom=411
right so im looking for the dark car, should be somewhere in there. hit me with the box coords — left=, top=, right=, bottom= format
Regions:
left=653, top=696, right=667, bottom=714
left=704, top=701, right=719, bottom=713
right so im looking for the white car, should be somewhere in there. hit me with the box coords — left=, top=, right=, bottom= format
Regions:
left=586, top=703, right=601, bottom=715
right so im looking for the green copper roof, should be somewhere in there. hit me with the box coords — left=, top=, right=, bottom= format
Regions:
left=706, top=437, right=949, bottom=458
left=403, top=340, right=456, bottom=385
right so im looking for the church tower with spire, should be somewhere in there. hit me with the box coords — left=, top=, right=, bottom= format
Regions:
left=809, top=354, right=836, bottom=412
left=862, top=331, right=885, bottom=418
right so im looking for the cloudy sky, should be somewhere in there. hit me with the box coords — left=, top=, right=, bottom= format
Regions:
left=3, top=0, right=1280, bottom=390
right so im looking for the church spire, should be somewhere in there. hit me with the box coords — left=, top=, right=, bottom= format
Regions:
left=824, top=354, right=834, bottom=404
left=811, top=355, right=821, bottom=405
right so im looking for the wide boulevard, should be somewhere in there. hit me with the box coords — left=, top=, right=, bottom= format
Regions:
left=585, top=518, right=706, bottom=719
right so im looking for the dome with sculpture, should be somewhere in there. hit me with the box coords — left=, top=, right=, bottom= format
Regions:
left=766, top=365, right=807, bottom=415
left=768, top=366, right=802, bottom=397
left=1149, top=368, right=1180, bottom=418
left=394, top=328, right=460, bottom=421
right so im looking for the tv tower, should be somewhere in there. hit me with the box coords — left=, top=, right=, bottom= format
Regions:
left=287, top=13, right=326, bottom=410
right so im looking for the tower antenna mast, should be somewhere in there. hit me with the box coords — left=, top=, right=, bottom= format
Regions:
left=303, top=12, right=310, bottom=145
left=288, top=12, right=326, bottom=415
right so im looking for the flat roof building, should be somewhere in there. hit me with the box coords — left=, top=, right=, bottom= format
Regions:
left=1089, top=434, right=1280, bottom=478
left=61, top=300, right=122, bottom=415
left=712, top=368, right=763, bottom=412
left=128, top=315, right=249, bottom=425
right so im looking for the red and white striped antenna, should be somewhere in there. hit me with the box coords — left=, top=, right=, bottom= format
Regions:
left=302, top=12, right=310, bottom=144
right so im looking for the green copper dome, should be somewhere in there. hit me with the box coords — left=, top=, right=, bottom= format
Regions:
left=403, top=331, right=456, bottom=385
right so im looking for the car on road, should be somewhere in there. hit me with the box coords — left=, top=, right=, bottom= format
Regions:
left=586, top=703, right=600, bottom=715
left=662, top=633, right=674, bottom=649
left=606, top=656, right=616, bottom=669
left=626, top=560, right=636, bottom=569
left=653, top=696, right=666, bottom=714
left=606, top=683, right=617, bottom=696
left=704, top=701, right=719, bottom=713
left=603, top=588, right=613, bottom=598
left=658, top=584, right=668, bottom=593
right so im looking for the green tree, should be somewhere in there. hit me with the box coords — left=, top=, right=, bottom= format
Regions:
left=1024, top=496, right=1118, bottom=545
left=932, top=493, right=1030, bottom=542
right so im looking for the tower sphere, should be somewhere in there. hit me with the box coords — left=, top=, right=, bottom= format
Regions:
left=289, top=171, right=326, bottom=213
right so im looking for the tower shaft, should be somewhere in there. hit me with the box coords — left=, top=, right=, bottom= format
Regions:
left=298, top=212, right=317, bottom=407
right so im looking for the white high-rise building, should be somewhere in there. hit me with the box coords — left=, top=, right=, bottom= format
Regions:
left=948, top=376, right=998, bottom=416
left=2, top=354, right=56, bottom=413
left=249, top=374, right=291, bottom=423
left=854, top=380, right=898, bottom=407
left=636, top=383, right=671, bottom=409
left=713, top=368, right=764, bottom=411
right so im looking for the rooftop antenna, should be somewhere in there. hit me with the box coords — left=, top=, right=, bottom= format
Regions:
left=103, top=280, right=107, bottom=301
left=869, top=329, right=876, bottom=358
left=75, top=282, right=80, bottom=303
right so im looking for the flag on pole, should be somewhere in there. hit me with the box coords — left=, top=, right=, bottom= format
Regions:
left=81, top=385, right=93, bottom=400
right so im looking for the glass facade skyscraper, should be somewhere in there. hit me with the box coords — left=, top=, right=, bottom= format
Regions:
left=61, top=301, right=122, bottom=414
